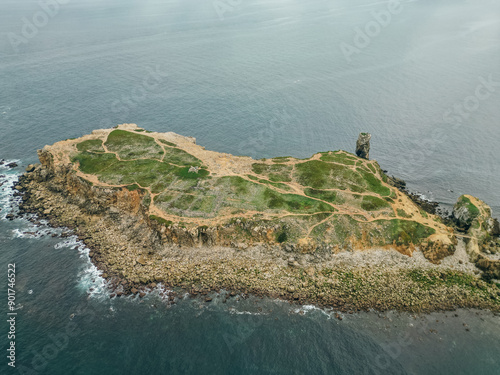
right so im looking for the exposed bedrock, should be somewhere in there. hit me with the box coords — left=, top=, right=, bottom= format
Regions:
left=454, top=195, right=500, bottom=279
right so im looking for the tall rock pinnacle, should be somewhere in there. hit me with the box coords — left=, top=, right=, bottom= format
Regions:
left=356, top=133, right=371, bottom=160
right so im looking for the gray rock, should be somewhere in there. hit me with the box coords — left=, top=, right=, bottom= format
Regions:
left=26, top=164, right=36, bottom=173
left=486, top=218, right=500, bottom=237
left=356, top=133, right=371, bottom=160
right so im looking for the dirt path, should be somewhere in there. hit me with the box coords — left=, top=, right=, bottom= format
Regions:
left=55, top=124, right=451, bottom=240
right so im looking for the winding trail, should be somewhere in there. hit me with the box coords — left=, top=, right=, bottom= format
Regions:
left=59, top=125, right=453, bottom=241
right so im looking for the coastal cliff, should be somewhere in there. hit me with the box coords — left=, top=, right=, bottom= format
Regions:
left=14, top=124, right=500, bottom=312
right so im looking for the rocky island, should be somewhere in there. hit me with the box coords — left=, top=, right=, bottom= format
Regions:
left=14, top=124, right=500, bottom=312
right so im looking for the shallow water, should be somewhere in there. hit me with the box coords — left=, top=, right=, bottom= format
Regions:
left=1, top=0, right=500, bottom=373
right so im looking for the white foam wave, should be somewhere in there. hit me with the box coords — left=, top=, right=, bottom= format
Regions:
left=77, top=259, right=108, bottom=299
left=12, top=227, right=57, bottom=239
left=0, top=164, right=22, bottom=219
left=292, top=304, right=340, bottom=320
left=228, top=307, right=269, bottom=316
left=0, top=165, right=112, bottom=300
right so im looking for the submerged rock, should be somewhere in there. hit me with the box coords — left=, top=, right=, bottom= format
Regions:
left=355, top=132, right=371, bottom=160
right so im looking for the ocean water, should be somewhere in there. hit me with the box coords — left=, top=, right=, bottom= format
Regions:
left=0, top=0, right=500, bottom=374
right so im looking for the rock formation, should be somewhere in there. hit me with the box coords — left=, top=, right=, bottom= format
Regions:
left=356, top=132, right=371, bottom=160
left=454, top=195, right=500, bottom=280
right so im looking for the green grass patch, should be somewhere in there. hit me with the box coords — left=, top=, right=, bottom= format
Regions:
left=76, top=139, right=105, bottom=152
left=72, top=152, right=181, bottom=192
left=262, top=189, right=334, bottom=213
left=252, top=163, right=292, bottom=182
left=319, top=151, right=357, bottom=165
left=158, top=139, right=177, bottom=147
left=358, top=169, right=391, bottom=196
left=176, top=167, right=210, bottom=180
left=257, top=179, right=293, bottom=191
left=397, top=208, right=411, bottom=218
left=456, top=196, right=480, bottom=218
left=126, top=184, right=142, bottom=191
left=361, top=195, right=391, bottom=211
left=295, top=160, right=370, bottom=194
left=72, top=152, right=118, bottom=174
left=272, top=156, right=292, bottom=163
left=381, top=219, right=436, bottom=246
left=149, top=215, right=172, bottom=226
left=304, top=188, right=339, bottom=203
left=367, top=163, right=377, bottom=174
left=105, top=130, right=164, bottom=160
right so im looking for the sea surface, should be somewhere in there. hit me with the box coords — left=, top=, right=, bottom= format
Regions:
left=1, top=0, right=500, bottom=374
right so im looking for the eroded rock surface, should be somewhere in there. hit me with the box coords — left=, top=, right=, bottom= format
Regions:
left=355, top=132, right=371, bottom=160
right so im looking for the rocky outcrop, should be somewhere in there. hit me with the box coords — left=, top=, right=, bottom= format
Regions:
left=355, top=132, right=371, bottom=160
left=453, top=195, right=480, bottom=230
left=454, top=195, right=500, bottom=280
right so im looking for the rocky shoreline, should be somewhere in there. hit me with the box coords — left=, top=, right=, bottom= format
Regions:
left=9, top=158, right=500, bottom=313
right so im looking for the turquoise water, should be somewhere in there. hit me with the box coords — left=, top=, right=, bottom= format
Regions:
left=1, top=0, right=500, bottom=373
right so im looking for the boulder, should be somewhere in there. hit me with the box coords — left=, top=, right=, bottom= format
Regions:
left=453, top=195, right=480, bottom=229
left=26, top=164, right=36, bottom=173
left=486, top=218, right=500, bottom=237
left=355, top=133, right=371, bottom=160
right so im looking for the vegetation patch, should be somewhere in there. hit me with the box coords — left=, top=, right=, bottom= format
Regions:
left=358, top=169, right=391, bottom=196
left=272, top=156, right=292, bottom=163
left=397, top=208, right=411, bottom=218
left=304, top=188, right=339, bottom=203
left=257, top=179, right=293, bottom=192
left=163, top=147, right=203, bottom=167
left=176, top=167, right=210, bottom=180
left=319, top=151, right=357, bottom=165
left=361, top=195, right=390, bottom=211
left=76, top=139, right=105, bottom=152
left=73, top=152, right=180, bottom=193
left=149, top=215, right=172, bottom=226
left=381, top=219, right=436, bottom=246
left=126, top=184, right=142, bottom=191
left=158, top=139, right=177, bottom=147
left=105, top=130, right=164, bottom=160
left=367, top=163, right=377, bottom=174
left=456, top=196, right=480, bottom=218
left=408, top=270, right=481, bottom=290
left=252, top=163, right=293, bottom=182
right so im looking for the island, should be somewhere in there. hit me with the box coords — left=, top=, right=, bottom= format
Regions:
left=14, top=124, right=500, bottom=312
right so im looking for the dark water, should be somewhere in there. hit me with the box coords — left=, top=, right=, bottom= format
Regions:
left=1, top=0, right=500, bottom=374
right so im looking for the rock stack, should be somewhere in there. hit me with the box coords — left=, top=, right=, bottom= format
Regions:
left=356, top=133, right=371, bottom=160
